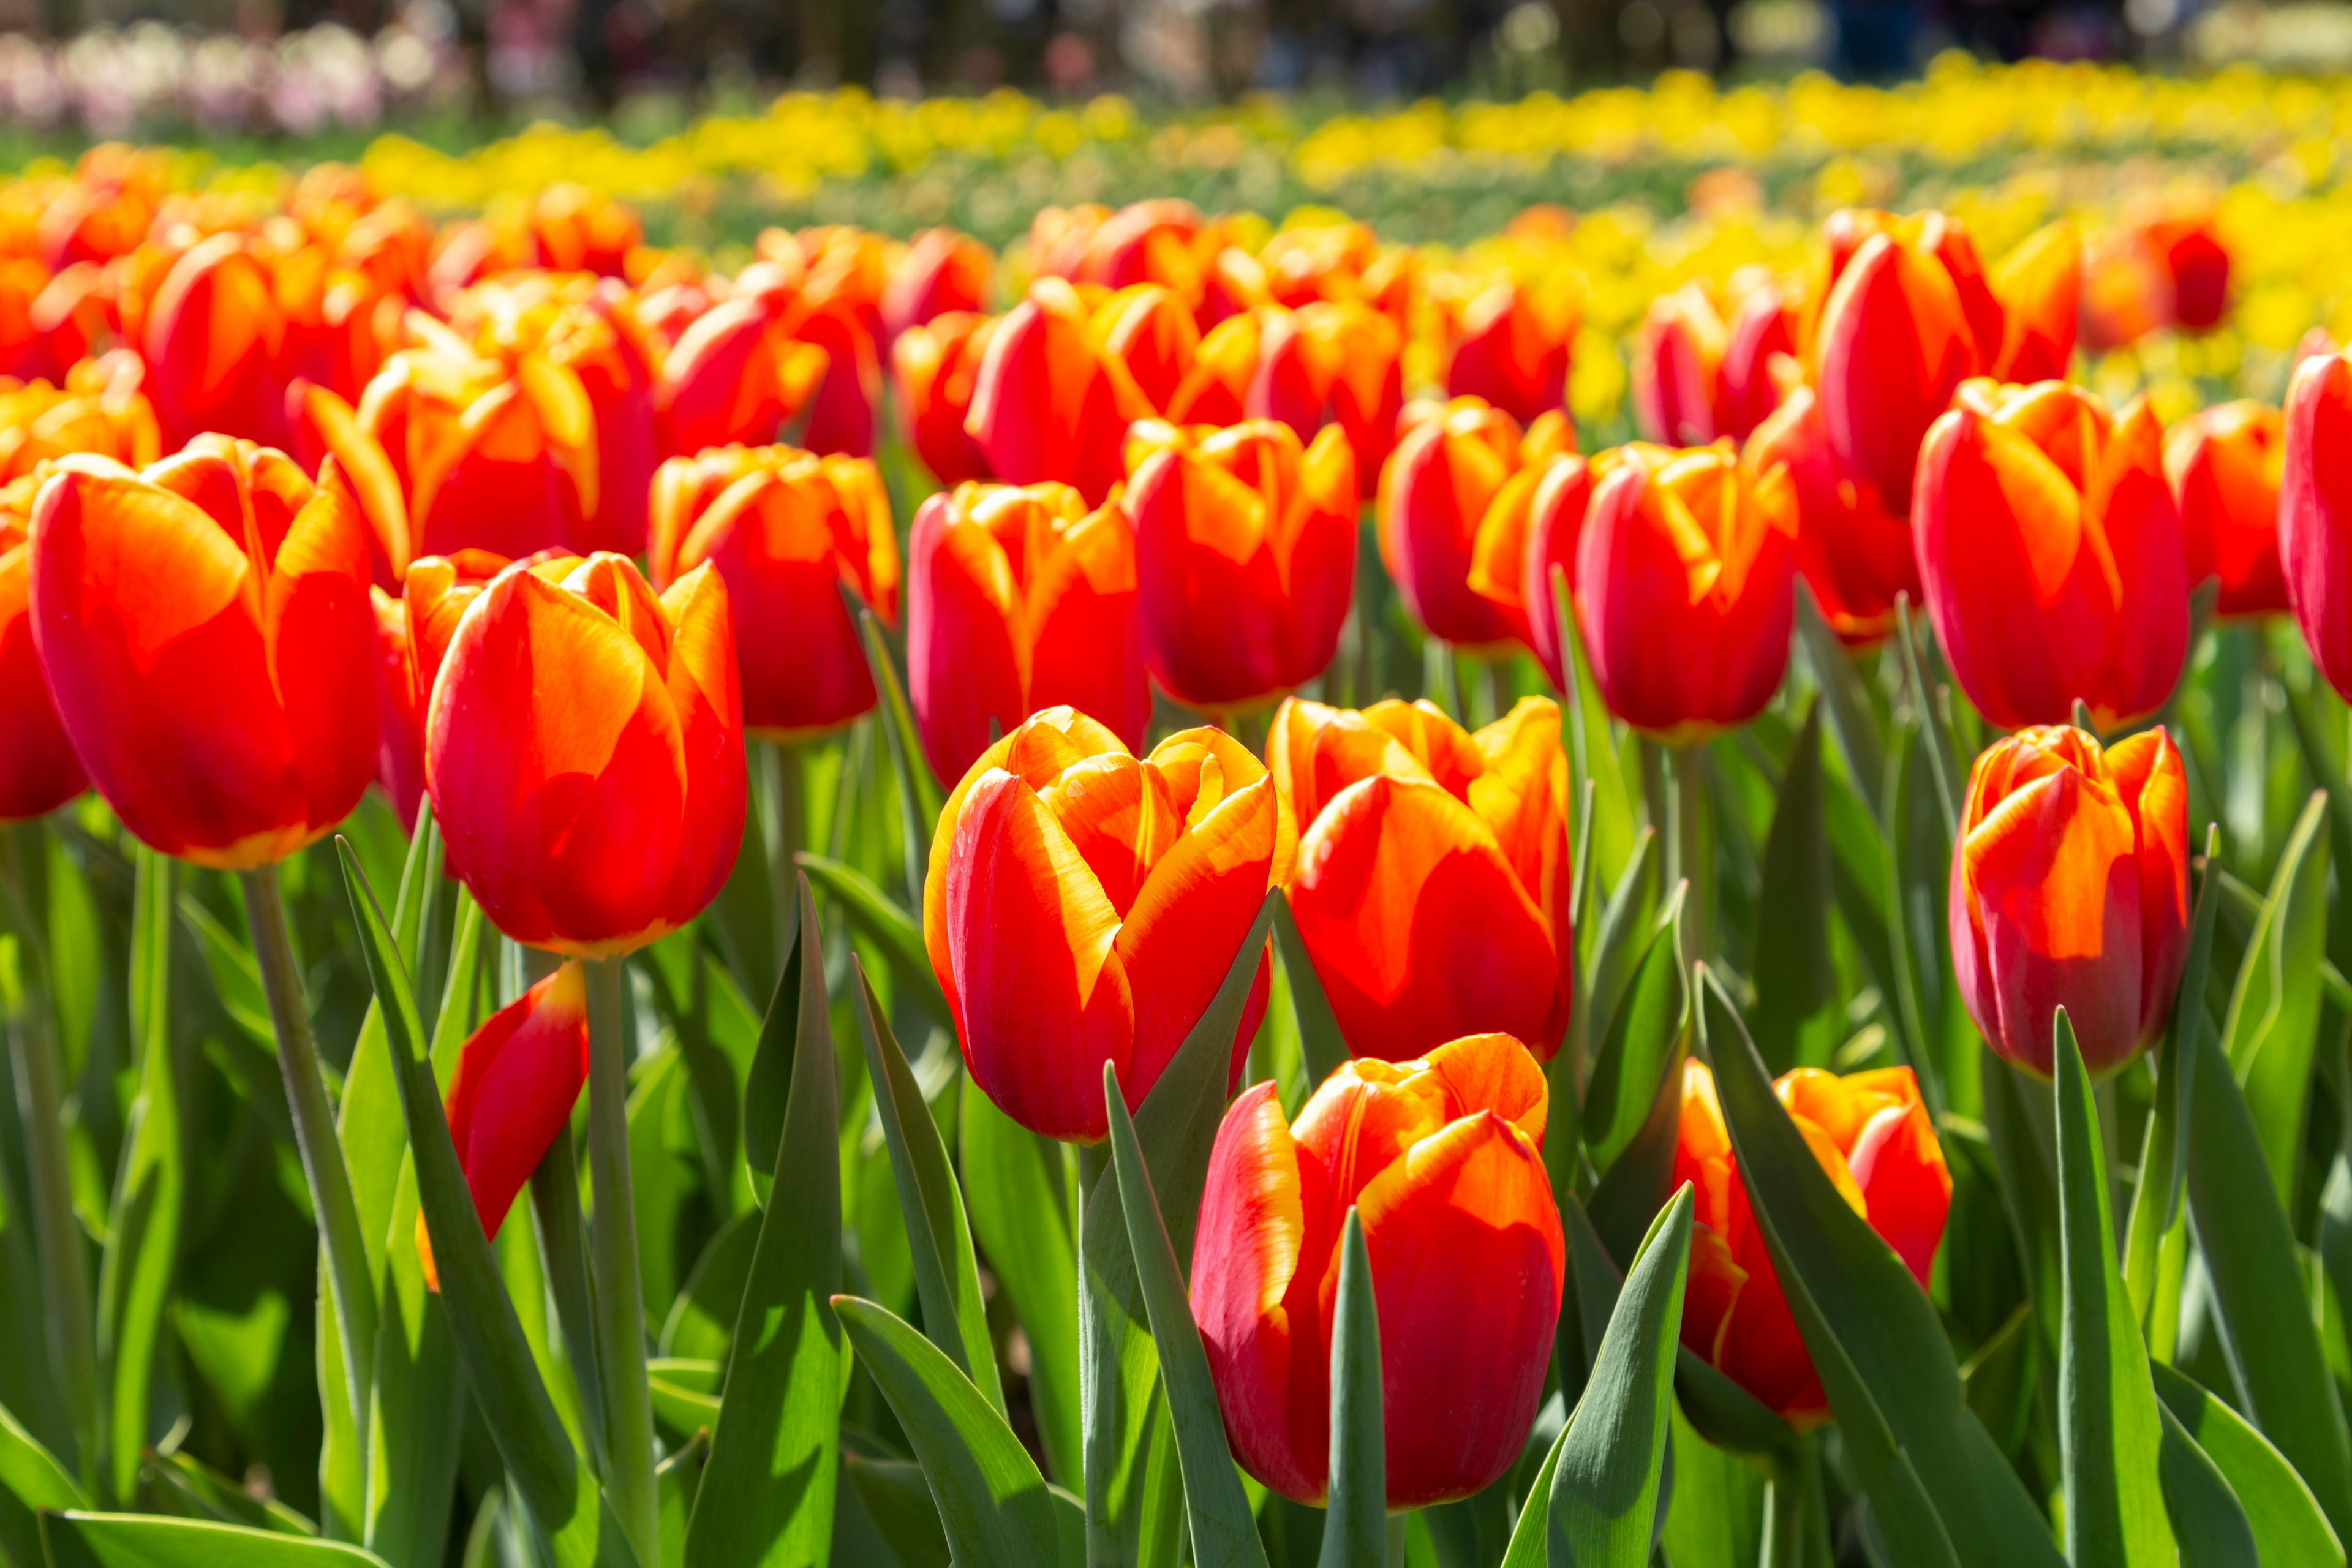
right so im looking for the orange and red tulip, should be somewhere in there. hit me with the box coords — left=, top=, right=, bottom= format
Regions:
left=1633, top=282, right=1730, bottom=447
left=1252, top=301, right=1406, bottom=496
left=922, top=707, right=1287, bottom=1144
left=1913, top=379, right=2189, bottom=729
left=425, top=552, right=745, bottom=957
left=1951, top=725, right=2189, bottom=1077
left=0, top=477, right=84, bottom=821
left=964, top=277, right=1153, bottom=507
left=418, top=960, right=590, bottom=1292
left=372, top=548, right=516, bottom=831
left=1192, top=1032, right=1565, bottom=1507
left=655, top=265, right=834, bottom=461
left=0, top=350, right=160, bottom=480
left=1268, top=697, right=1572, bottom=1062
left=1719, top=276, right=1800, bottom=441
left=143, top=233, right=294, bottom=450
left=2282, top=345, right=2352, bottom=697
left=1503, top=450, right=1600, bottom=692
left=1988, top=221, right=2081, bottom=385
left=1744, top=385, right=1917, bottom=644
left=907, top=481, right=1150, bottom=784
left=1379, top=397, right=1554, bottom=650
left=1165, top=308, right=1262, bottom=428
left=1675, top=1061, right=1950, bottom=1425
left=1121, top=418, right=1357, bottom=714
left=2167, top=400, right=2286, bottom=619
left=28, top=437, right=377, bottom=866
left=2133, top=209, right=2231, bottom=333
left=1575, top=443, right=1798, bottom=739
left=880, top=227, right=993, bottom=342
left=1442, top=277, right=1577, bottom=429
left=647, top=443, right=898, bottom=739
left=891, top=309, right=995, bottom=486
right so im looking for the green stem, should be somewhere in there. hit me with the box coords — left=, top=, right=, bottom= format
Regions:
left=1761, top=1439, right=1819, bottom=1568
left=1670, top=744, right=1713, bottom=967
left=583, top=953, right=658, bottom=1566
left=1422, top=639, right=1462, bottom=720
left=767, top=739, right=804, bottom=968
left=528, top=1126, right=609, bottom=1476
left=239, top=862, right=376, bottom=1499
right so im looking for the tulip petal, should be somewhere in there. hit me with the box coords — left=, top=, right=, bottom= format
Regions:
left=1845, top=1099, right=1953, bottom=1290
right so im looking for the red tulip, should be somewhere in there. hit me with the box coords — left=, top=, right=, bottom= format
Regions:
left=1632, top=282, right=1729, bottom=447
left=964, top=279, right=1153, bottom=507
left=922, top=708, right=1286, bottom=1143
left=372, top=549, right=514, bottom=831
left=1253, top=301, right=1406, bottom=497
left=2168, top=400, right=2286, bottom=619
left=1951, top=725, right=2189, bottom=1077
left=1096, top=283, right=1201, bottom=417
left=1192, top=1032, right=1565, bottom=1507
left=0, top=476, right=83, bottom=821
left=891, top=310, right=996, bottom=487
left=880, top=227, right=993, bottom=341
left=1442, top=278, right=1577, bottom=428
left=1719, top=276, right=1799, bottom=441
left=143, top=234, right=293, bottom=450
left=1989, top=221, right=2081, bottom=385
left=2141, top=211, right=2231, bottom=332
left=29, top=437, right=377, bottom=866
left=1744, top=385, right=1917, bottom=644
left=426, top=552, right=745, bottom=956
left=0, top=352, right=160, bottom=481
left=1913, top=380, right=2188, bottom=729
left=1509, top=450, right=1602, bottom=690
left=655, top=266, right=834, bottom=460
left=647, top=444, right=898, bottom=739
left=1378, top=397, right=1537, bottom=650
left=2283, top=344, right=2352, bottom=696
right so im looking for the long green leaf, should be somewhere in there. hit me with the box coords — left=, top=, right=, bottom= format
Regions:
left=2152, top=1362, right=2343, bottom=1568
left=792, top=852, right=950, bottom=1030
left=960, top=1085, right=1080, bottom=1487
left=2124, top=823, right=2222, bottom=1328
left=858, top=609, right=946, bottom=911
left=2154, top=1401, right=2258, bottom=1568
left=40, top=1513, right=391, bottom=1568
left=0, top=1396, right=87, bottom=1567
left=1748, top=698, right=1830, bottom=1075
left=687, top=876, right=843, bottom=1568
left=1794, top=583, right=1885, bottom=816
left=2052, top=1009, right=2173, bottom=1567
left=831, top=1297, right=1062, bottom=1568
left=2220, top=789, right=2330, bottom=1202
left=1270, top=892, right=1349, bottom=1088
left=1319, top=1211, right=1383, bottom=1568
left=1583, top=890, right=1689, bottom=1265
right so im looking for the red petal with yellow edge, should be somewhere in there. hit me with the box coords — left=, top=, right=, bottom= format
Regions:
left=1817, top=232, right=1976, bottom=516
left=1672, top=1061, right=1738, bottom=1237
left=1845, top=1098, right=1953, bottom=1290
left=293, top=378, right=410, bottom=587
left=1467, top=696, right=1572, bottom=977
left=658, top=563, right=747, bottom=937
left=263, top=486, right=379, bottom=848
left=2106, top=726, right=2190, bottom=1041
left=907, top=490, right=1031, bottom=785
left=1024, top=509, right=1152, bottom=759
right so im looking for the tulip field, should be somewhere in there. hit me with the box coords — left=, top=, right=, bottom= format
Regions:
left=10, top=61, right=2352, bottom=1568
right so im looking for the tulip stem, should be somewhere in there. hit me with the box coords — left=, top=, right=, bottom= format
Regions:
left=1760, top=1438, right=1821, bottom=1568
left=1668, top=745, right=1713, bottom=965
left=582, top=952, right=660, bottom=1567
left=240, top=862, right=378, bottom=1511
left=767, top=739, right=804, bottom=968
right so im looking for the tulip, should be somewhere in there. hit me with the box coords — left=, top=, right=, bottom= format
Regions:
left=0, top=476, right=84, bottom=821
left=1675, top=1060, right=1951, bottom=1424
left=1744, top=386, right=1917, bottom=644
left=1506, top=450, right=1601, bottom=691
left=1914, top=380, right=2189, bottom=729
left=1951, top=725, right=2189, bottom=1077
left=28, top=437, right=377, bottom=867
left=880, top=227, right=993, bottom=342
left=922, top=707, right=1287, bottom=1144
left=1251, top=301, right=1405, bottom=495
left=0, top=352, right=160, bottom=481
left=2140, top=211, right=2231, bottom=332
left=1442, top=277, right=1577, bottom=428
left=647, top=444, right=898, bottom=739
left=417, top=960, right=590, bottom=1291
left=1191, top=1032, right=1565, bottom=1508
left=1634, top=278, right=1798, bottom=448
left=1719, top=276, right=1799, bottom=442
left=1269, top=697, right=1571, bottom=1062
left=1989, top=221, right=2081, bottom=385
left=1121, top=418, right=1357, bottom=714
left=143, top=233, right=293, bottom=450
left=1379, top=397, right=1539, bottom=650
left=1095, top=282, right=1200, bottom=417
left=2283, top=346, right=2352, bottom=696
left=908, top=481, right=1150, bottom=785
left=964, top=277, right=1153, bottom=507
left=426, top=552, right=746, bottom=956
left=1166, top=309, right=1261, bottom=427
left=891, top=311, right=995, bottom=487
left=1261, top=221, right=1414, bottom=332
left=655, top=267, right=834, bottom=461
left=2167, top=400, right=2286, bottom=619
left=372, top=548, right=513, bottom=831
left=1575, top=443, right=1797, bottom=739
left=1454, top=410, right=1580, bottom=655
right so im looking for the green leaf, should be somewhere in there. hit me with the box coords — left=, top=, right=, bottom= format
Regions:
left=830, top=1297, right=1061, bottom=1568
left=660, top=1212, right=757, bottom=1363
left=2151, top=1362, right=2344, bottom=1568
left=1698, top=969, right=2058, bottom=1568
left=1270, top=891, right=1349, bottom=1088
left=858, top=609, right=946, bottom=911
left=175, top=891, right=273, bottom=1049
left=2184, top=1017, right=2352, bottom=1544
left=841, top=1457, right=948, bottom=1568
left=2051, top=1009, right=2173, bottom=1567
left=1544, top=1187, right=1693, bottom=1568
left=1656, top=1411, right=1768, bottom=1568
left=960, top=1085, right=1080, bottom=1487
left=2154, top=1401, right=2258, bottom=1568
left=2220, top=789, right=2330, bottom=1203
left=1500, top=1423, right=1566, bottom=1568
left=1575, top=829, right=1658, bottom=1088
left=793, top=853, right=950, bottom=1031
left=0, top=1395, right=88, bottom=1567
left=1583, top=890, right=1689, bottom=1265
left=687, top=876, right=845, bottom=1568
left=148, top=1450, right=315, bottom=1537
left=40, top=1515, right=390, bottom=1568
left=2124, top=824, right=2222, bottom=1328
left=850, top=958, right=1002, bottom=1414
left=1748, top=697, right=1831, bottom=1076
left=1672, top=1351, right=1794, bottom=1463
left=1793, top=584, right=1885, bottom=816
left=1320, top=1211, right=1383, bottom=1568
left=1548, top=561, right=1636, bottom=899
left=1102, top=1065, right=1270, bottom=1568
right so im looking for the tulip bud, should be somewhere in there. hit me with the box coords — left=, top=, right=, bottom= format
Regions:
left=143, top=234, right=292, bottom=450
left=1251, top=301, right=1404, bottom=497
left=908, top=481, right=1150, bottom=785
left=880, top=227, right=993, bottom=342
left=890, top=311, right=995, bottom=486
left=1442, top=277, right=1577, bottom=428
left=418, top=960, right=590, bottom=1292
left=1575, top=443, right=1797, bottom=739
left=1632, top=282, right=1728, bottom=447
left=1744, top=385, right=1917, bottom=644
left=1719, top=276, right=1798, bottom=442
left=426, top=552, right=746, bottom=957
left=648, top=444, right=897, bottom=740
left=922, top=708, right=1288, bottom=1144
left=964, top=277, right=1153, bottom=507
left=1378, top=397, right=1536, bottom=650
left=1914, top=380, right=2189, bottom=729
left=0, top=478, right=83, bottom=822
left=2283, top=345, right=2352, bottom=697
left=1951, top=725, right=2189, bottom=1077
left=2167, top=400, right=2286, bottom=619
left=1269, top=698, right=1571, bottom=1062
left=1192, top=1033, right=1565, bottom=1508
left=29, top=438, right=377, bottom=865
left=1122, top=419, right=1357, bottom=715
left=1675, top=1061, right=1950, bottom=1424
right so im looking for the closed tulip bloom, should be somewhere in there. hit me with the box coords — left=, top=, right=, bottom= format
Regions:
left=0, top=352, right=160, bottom=481
left=143, top=233, right=292, bottom=450
left=1719, top=277, right=1798, bottom=442
left=1509, top=451, right=1601, bottom=690
left=880, top=227, right=993, bottom=342
left=655, top=268, right=833, bottom=459
left=1095, top=283, right=1200, bottom=416
left=1270, top=697, right=1571, bottom=1062
left=2282, top=346, right=2352, bottom=696
left=1632, top=282, right=1728, bottom=447
left=1379, top=397, right=1535, bottom=650
left=1675, top=1061, right=1950, bottom=1425
left=908, top=481, right=1150, bottom=784
left=418, top=960, right=590, bottom=1291
left=1951, top=725, right=2189, bottom=1077
left=1166, top=309, right=1262, bottom=427
left=922, top=708, right=1288, bottom=1144
left=891, top=311, right=995, bottom=486
left=1914, top=380, right=2189, bottom=729
left=2167, top=400, right=2286, bottom=618
left=1575, top=443, right=1797, bottom=740
left=1989, top=221, right=2082, bottom=385
left=1191, top=1032, right=1565, bottom=1508
left=1122, top=418, right=1357, bottom=714
left=426, top=552, right=745, bottom=956
left=1253, top=301, right=1407, bottom=496
left=1814, top=217, right=1983, bottom=516
left=29, top=437, right=377, bottom=866
left=1442, top=277, right=1577, bottom=428
left=371, top=548, right=515, bottom=830
left=1455, top=411, right=1580, bottom=654
left=1745, top=386, right=1917, bottom=644
left=2141, top=211, right=2231, bottom=331
left=647, top=444, right=898, bottom=739
left=0, top=478, right=84, bottom=821
left=965, top=277, right=1153, bottom=507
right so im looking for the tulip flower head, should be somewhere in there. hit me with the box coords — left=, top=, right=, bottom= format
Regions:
left=418, top=959, right=590, bottom=1292
left=1270, top=697, right=1572, bottom=1062
left=426, top=551, right=745, bottom=957
left=2281, top=344, right=2352, bottom=699
left=963, top=277, right=1153, bottom=507
left=648, top=443, right=898, bottom=740
left=1745, top=385, right=1917, bottom=644
left=0, top=475, right=84, bottom=821
left=2167, top=399, right=2287, bottom=619
left=880, top=227, right=993, bottom=341
left=1501, top=447, right=1603, bottom=690
left=372, top=548, right=514, bottom=831
left=1914, top=379, right=2189, bottom=730
left=907, top=480, right=1150, bottom=784
left=1675, top=1061, right=1951, bottom=1425
left=1951, top=725, right=2189, bottom=1077
left=890, top=310, right=995, bottom=486
left=1120, top=418, right=1357, bottom=715
left=1442, top=276, right=1578, bottom=428
left=0, top=352, right=160, bottom=481
left=922, top=707, right=1289, bottom=1144
left=1251, top=301, right=1406, bottom=497
left=1379, top=396, right=1560, bottom=651
left=29, top=437, right=377, bottom=866
left=1191, top=1032, right=1566, bottom=1508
